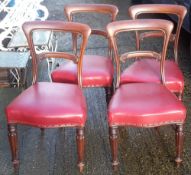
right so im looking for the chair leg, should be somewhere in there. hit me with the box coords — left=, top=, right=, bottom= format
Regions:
left=175, top=124, right=184, bottom=167
left=178, top=93, right=183, bottom=101
left=8, top=124, right=19, bottom=170
left=40, top=128, right=45, bottom=136
left=109, top=126, right=119, bottom=171
left=76, top=127, right=85, bottom=172
left=40, top=128, right=45, bottom=132
left=105, top=85, right=113, bottom=106
left=154, top=127, right=160, bottom=135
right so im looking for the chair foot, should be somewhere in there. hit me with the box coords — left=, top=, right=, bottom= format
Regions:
left=175, top=158, right=182, bottom=168
left=8, top=124, right=19, bottom=170
left=12, top=160, right=19, bottom=171
left=77, top=162, right=85, bottom=173
left=112, top=160, right=119, bottom=171
left=175, top=124, right=184, bottom=167
left=76, top=127, right=85, bottom=172
left=109, top=126, right=119, bottom=170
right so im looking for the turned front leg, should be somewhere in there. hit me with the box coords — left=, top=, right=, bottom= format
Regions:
left=8, top=124, right=19, bottom=170
left=175, top=124, right=184, bottom=167
left=76, top=127, right=85, bottom=172
left=109, top=126, right=119, bottom=171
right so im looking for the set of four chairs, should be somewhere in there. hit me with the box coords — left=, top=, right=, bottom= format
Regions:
left=5, top=3, right=187, bottom=172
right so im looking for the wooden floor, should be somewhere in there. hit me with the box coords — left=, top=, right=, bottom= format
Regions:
left=1, top=0, right=191, bottom=174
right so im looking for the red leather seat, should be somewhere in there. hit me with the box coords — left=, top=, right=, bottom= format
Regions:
left=120, top=59, right=184, bottom=93
left=5, top=21, right=91, bottom=173
left=108, top=83, right=186, bottom=127
left=6, top=82, right=87, bottom=127
left=51, top=55, right=114, bottom=87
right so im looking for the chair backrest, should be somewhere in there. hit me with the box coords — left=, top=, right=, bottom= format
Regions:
left=64, top=4, right=119, bottom=56
left=22, top=21, right=91, bottom=87
left=128, top=4, right=187, bottom=63
left=107, top=19, right=173, bottom=88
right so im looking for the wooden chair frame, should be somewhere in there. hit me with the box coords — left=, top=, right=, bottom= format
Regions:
left=107, top=19, right=185, bottom=170
left=7, top=21, right=91, bottom=172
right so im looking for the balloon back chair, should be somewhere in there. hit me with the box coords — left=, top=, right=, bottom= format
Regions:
left=121, top=4, right=187, bottom=100
left=106, top=19, right=186, bottom=170
left=51, top=4, right=119, bottom=105
left=5, top=21, right=91, bottom=172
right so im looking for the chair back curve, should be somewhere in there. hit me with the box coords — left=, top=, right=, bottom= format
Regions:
left=64, top=4, right=119, bottom=57
left=22, top=21, right=91, bottom=86
left=107, top=19, right=174, bottom=88
left=128, top=4, right=187, bottom=63
left=64, top=4, right=118, bottom=36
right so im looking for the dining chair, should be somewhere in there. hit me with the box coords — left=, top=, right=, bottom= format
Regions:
left=5, top=21, right=91, bottom=172
left=106, top=19, right=186, bottom=170
left=51, top=4, right=119, bottom=105
left=120, top=4, right=187, bottom=100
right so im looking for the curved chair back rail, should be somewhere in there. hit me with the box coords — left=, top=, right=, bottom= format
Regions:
left=128, top=4, right=187, bottom=63
left=22, top=21, right=91, bottom=86
left=64, top=4, right=119, bottom=56
left=64, top=4, right=119, bottom=34
left=107, top=19, right=173, bottom=88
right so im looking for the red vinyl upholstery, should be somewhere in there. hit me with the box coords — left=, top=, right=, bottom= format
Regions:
left=108, top=83, right=186, bottom=127
left=120, top=59, right=184, bottom=93
left=51, top=55, right=114, bottom=87
left=6, top=82, right=87, bottom=127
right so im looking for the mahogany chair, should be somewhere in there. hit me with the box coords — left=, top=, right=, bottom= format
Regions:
left=51, top=4, right=119, bottom=104
left=5, top=21, right=91, bottom=172
left=120, top=4, right=187, bottom=100
left=106, top=19, right=186, bottom=170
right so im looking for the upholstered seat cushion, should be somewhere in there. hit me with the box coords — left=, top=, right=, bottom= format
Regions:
left=6, top=82, right=87, bottom=127
left=51, top=55, right=114, bottom=87
left=108, top=83, right=186, bottom=127
left=120, top=59, right=184, bottom=93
